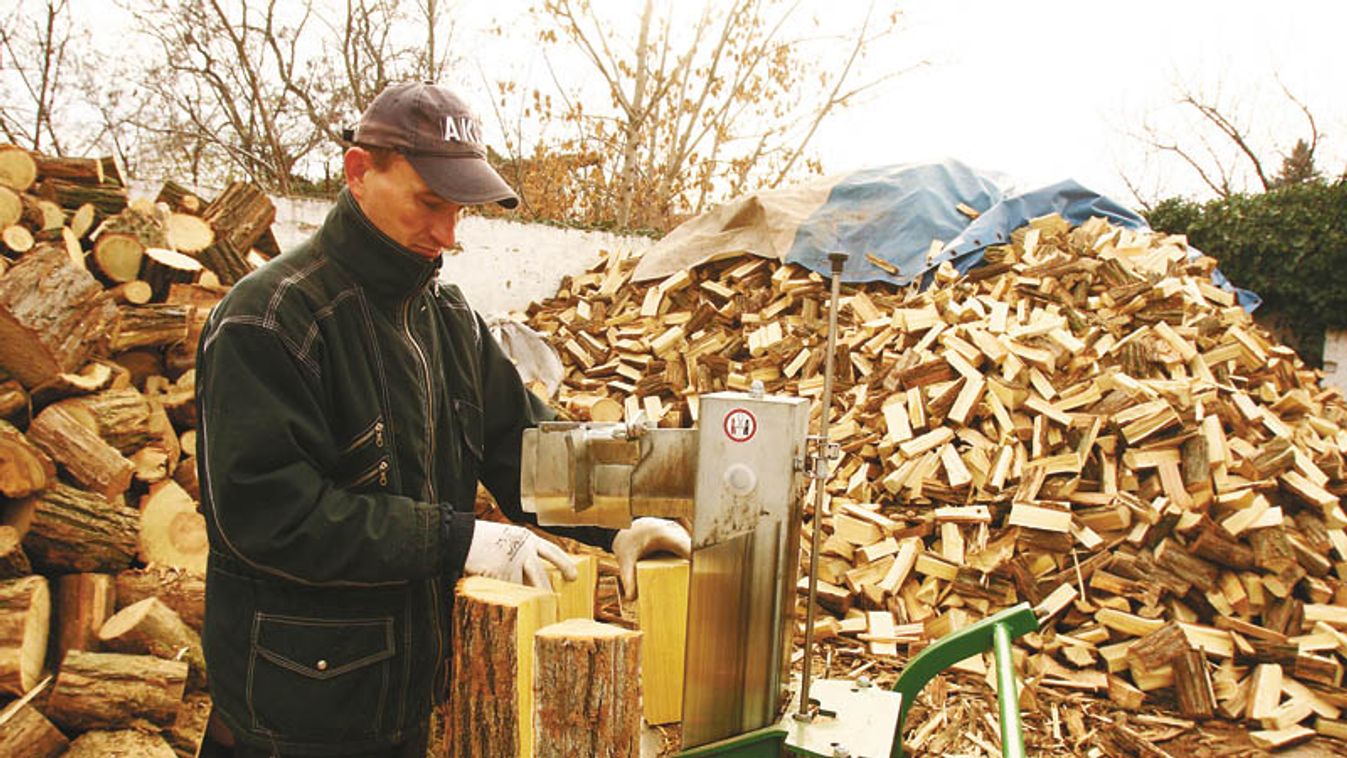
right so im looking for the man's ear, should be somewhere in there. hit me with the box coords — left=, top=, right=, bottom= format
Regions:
left=344, top=147, right=372, bottom=201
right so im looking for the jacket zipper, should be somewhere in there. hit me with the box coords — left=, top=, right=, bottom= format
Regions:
left=340, top=417, right=386, bottom=455
left=401, top=293, right=446, bottom=701
left=345, top=457, right=390, bottom=489
left=401, top=296, right=437, bottom=504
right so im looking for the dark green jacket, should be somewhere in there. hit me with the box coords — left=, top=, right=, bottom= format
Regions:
left=196, top=190, right=609, bottom=754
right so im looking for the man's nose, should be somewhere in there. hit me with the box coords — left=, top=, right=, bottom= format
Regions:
left=430, top=212, right=457, bottom=249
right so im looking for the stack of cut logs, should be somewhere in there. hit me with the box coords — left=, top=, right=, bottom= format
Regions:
left=0, top=144, right=276, bottom=757
left=524, top=213, right=1347, bottom=750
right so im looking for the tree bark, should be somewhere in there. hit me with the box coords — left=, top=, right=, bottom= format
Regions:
left=63, top=729, right=178, bottom=758
left=33, top=154, right=104, bottom=185
left=0, top=702, right=68, bottom=758
left=0, top=526, right=32, bottom=579
left=533, top=619, right=642, bottom=758
left=0, top=575, right=50, bottom=697
left=4, top=481, right=138, bottom=573
left=155, top=181, right=204, bottom=215
left=0, top=244, right=118, bottom=388
left=45, top=650, right=187, bottom=730
left=26, top=403, right=135, bottom=499
left=109, top=304, right=192, bottom=353
left=114, top=568, right=205, bottom=634
left=448, top=576, right=558, bottom=758
left=142, top=249, right=203, bottom=302
left=57, top=388, right=155, bottom=455
left=52, top=573, right=116, bottom=664
left=165, top=692, right=212, bottom=758
left=98, top=596, right=206, bottom=690
left=200, top=181, right=275, bottom=253
left=37, top=178, right=128, bottom=215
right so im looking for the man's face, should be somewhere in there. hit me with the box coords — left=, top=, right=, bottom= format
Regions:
left=345, top=148, right=462, bottom=258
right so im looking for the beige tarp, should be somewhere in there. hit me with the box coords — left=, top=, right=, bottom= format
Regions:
left=630, top=174, right=837, bottom=283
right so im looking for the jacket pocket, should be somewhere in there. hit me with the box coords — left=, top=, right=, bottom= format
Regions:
left=247, top=613, right=395, bottom=741
left=452, top=397, right=484, bottom=462
left=335, top=413, right=390, bottom=492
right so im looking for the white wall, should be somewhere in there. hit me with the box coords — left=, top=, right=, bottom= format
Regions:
left=128, top=182, right=650, bottom=317
left=1324, top=329, right=1347, bottom=393
left=270, top=195, right=653, bottom=317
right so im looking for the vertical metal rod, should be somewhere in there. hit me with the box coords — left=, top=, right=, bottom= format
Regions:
left=797, top=250, right=848, bottom=719
left=993, top=622, right=1027, bottom=758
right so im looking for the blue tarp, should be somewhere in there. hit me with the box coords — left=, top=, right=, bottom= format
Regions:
left=780, top=160, right=1261, bottom=310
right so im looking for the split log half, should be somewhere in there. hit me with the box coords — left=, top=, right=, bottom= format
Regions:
left=0, top=244, right=118, bottom=387
left=114, top=568, right=205, bottom=634
left=68, top=203, right=97, bottom=239
left=29, top=360, right=116, bottom=407
left=533, top=619, right=642, bottom=758
left=544, top=553, right=598, bottom=621
left=3, top=481, right=138, bottom=573
left=98, top=596, right=205, bottom=690
left=0, top=419, right=54, bottom=498
left=635, top=557, right=689, bottom=725
left=45, top=649, right=187, bottom=730
left=0, top=575, right=50, bottom=696
left=448, top=576, right=558, bottom=758
left=52, top=573, right=116, bottom=664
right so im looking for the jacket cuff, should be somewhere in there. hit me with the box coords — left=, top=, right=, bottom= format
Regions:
left=439, top=509, right=476, bottom=576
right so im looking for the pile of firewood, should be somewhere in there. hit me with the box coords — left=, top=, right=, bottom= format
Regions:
left=0, top=144, right=276, bottom=756
left=524, top=214, right=1347, bottom=751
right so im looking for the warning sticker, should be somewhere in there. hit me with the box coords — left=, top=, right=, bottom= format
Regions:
left=723, top=408, right=757, bottom=443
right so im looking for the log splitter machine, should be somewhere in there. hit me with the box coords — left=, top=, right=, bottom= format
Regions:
left=521, top=252, right=1038, bottom=758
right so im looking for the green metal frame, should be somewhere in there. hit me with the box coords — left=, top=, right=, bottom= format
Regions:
left=674, top=602, right=1039, bottom=758
left=889, top=602, right=1039, bottom=758
left=676, top=725, right=788, bottom=758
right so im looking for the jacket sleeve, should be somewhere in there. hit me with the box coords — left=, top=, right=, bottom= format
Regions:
left=196, top=318, right=471, bottom=586
left=474, top=314, right=615, bottom=551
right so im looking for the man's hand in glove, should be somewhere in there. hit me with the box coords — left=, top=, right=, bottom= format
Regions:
left=612, top=517, right=691, bottom=600
left=464, top=520, right=576, bottom=591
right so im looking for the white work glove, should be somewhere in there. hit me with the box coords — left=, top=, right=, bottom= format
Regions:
left=612, top=517, right=692, bottom=601
left=464, top=520, right=577, bottom=591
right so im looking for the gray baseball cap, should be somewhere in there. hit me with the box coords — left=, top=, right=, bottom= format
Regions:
left=351, top=82, right=519, bottom=209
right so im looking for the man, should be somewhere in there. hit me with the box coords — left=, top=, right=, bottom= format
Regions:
left=196, top=81, right=688, bottom=757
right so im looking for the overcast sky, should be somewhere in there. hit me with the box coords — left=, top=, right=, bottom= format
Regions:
left=460, top=0, right=1347, bottom=207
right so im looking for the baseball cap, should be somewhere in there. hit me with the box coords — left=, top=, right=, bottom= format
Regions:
left=350, top=82, right=519, bottom=209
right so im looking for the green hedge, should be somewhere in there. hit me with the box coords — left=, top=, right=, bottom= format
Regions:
left=1145, top=180, right=1347, bottom=366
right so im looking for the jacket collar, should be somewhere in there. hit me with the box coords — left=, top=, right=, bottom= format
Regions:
left=319, top=188, right=441, bottom=302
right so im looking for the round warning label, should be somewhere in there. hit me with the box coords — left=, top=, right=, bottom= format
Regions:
left=723, top=408, right=757, bottom=443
